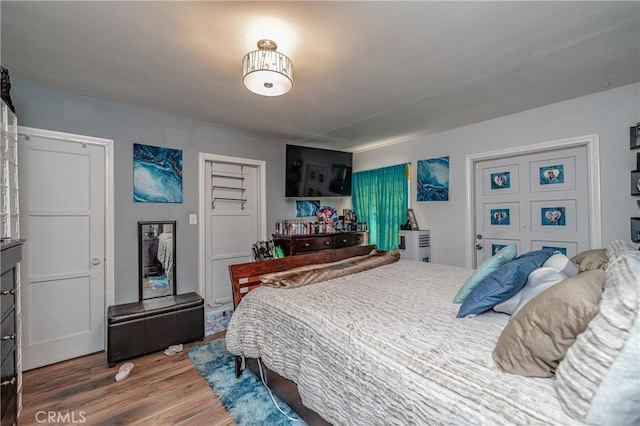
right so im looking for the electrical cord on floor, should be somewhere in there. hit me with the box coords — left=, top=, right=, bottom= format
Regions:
left=256, top=358, right=303, bottom=423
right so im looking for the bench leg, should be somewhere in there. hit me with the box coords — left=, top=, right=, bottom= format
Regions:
left=108, top=362, right=116, bottom=368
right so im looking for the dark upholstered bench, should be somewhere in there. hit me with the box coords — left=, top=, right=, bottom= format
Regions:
left=107, top=292, right=204, bottom=366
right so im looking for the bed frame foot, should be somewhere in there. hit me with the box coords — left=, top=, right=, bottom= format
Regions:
left=235, top=356, right=242, bottom=378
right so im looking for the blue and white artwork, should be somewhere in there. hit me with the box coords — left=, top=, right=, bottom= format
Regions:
left=296, top=200, right=320, bottom=217
left=417, top=156, right=449, bottom=201
left=543, top=246, right=567, bottom=255
left=490, top=208, right=510, bottom=225
left=491, top=244, right=507, bottom=256
left=541, top=207, right=566, bottom=226
left=490, top=171, right=511, bottom=189
left=134, top=143, right=183, bottom=203
left=539, top=164, right=564, bottom=185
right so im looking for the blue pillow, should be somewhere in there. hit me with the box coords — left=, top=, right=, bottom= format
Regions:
left=453, top=244, right=518, bottom=303
left=457, top=249, right=554, bottom=318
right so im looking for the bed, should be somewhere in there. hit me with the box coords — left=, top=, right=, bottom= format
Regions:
left=225, top=244, right=637, bottom=425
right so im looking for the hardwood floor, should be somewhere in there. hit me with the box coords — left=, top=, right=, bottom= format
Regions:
left=19, top=332, right=236, bottom=426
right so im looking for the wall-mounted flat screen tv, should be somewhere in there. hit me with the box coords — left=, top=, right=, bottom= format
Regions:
left=285, top=144, right=353, bottom=197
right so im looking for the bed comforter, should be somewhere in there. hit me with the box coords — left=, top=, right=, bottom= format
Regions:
left=225, top=260, right=576, bottom=425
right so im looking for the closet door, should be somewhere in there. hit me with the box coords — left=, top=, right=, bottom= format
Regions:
left=474, top=145, right=589, bottom=263
left=205, top=161, right=260, bottom=309
left=20, top=131, right=106, bottom=369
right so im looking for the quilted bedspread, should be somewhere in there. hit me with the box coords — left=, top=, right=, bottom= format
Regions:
left=225, top=260, right=576, bottom=425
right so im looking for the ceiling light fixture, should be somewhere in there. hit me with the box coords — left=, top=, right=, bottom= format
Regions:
left=242, top=39, right=293, bottom=97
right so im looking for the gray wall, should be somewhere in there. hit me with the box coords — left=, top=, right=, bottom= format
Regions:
left=354, top=83, right=640, bottom=267
left=12, top=80, right=639, bottom=301
left=11, top=81, right=295, bottom=304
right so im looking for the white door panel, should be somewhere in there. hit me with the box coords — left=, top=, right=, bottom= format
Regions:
left=20, top=134, right=105, bottom=370
left=28, top=216, right=90, bottom=277
left=206, top=161, right=260, bottom=306
left=27, top=149, right=91, bottom=210
left=29, top=276, right=91, bottom=343
left=475, top=146, right=589, bottom=263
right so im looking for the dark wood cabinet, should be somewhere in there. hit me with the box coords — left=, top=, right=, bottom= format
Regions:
left=273, top=231, right=369, bottom=256
left=1, top=240, right=23, bottom=426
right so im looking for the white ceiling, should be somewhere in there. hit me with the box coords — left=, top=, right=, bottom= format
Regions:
left=2, top=1, right=639, bottom=151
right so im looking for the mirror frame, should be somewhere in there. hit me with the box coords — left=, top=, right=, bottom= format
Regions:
left=138, top=220, right=177, bottom=300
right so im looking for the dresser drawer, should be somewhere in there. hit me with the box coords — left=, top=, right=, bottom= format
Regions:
left=293, top=236, right=335, bottom=253
left=335, top=232, right=367, bottom=248
left=0, top=312, right=15, bottom=364
left=0, top=270, right=15, bottom=323
left=0, top=345, right=16, bottom=424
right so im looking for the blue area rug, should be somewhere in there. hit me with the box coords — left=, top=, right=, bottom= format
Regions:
left=187, top=339, right=306, bottom=426
left=148, top=276, right=169, bottom=289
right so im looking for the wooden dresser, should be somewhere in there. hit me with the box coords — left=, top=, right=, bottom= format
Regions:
left=1, top=239, right=23, bottom=426
left=273, top=231, right=369, bottom=256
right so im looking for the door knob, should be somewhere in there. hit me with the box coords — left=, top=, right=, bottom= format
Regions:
left=92, top=257, right=101, bottom=265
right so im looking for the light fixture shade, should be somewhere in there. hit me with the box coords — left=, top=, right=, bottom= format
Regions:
left=242, top=44, right=293, bottom=97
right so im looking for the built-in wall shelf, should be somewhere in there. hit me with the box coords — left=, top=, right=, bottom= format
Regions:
left=211, top=174, right=245, bottom=180
left=211, top=168, right=246, bottom=210
left=631, top=217, right=640, bottom=242
left=212, top=185, right=246, bottom=191
left=212, top=197, right=247, bottom=210
left=630, top=122, right=640, bottom=241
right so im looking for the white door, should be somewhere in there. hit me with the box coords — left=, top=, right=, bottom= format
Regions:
left=474, top=145, right=589, bottom=264
left=205, top=160, right=261, bottom=307
left=20, top=132, right=106, bottom=369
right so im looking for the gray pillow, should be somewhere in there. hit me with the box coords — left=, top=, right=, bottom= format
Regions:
left=543, top=253, right=579, bottom=277
left=493, top=267, right=567, bottom=316
left=606, top=238, right=640, bottom=260
left=555, top=253, right=640, bottom=421
left=585, top=313, right=640, bottom=426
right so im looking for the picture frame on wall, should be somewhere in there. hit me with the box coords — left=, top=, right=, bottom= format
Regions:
left=631, top=123, right=640, bottom=150
left=133, top=143, right=183, bottom=203
left=632, top=171, right=640, bottom=196
left=407, top=208, right=419, bottom=230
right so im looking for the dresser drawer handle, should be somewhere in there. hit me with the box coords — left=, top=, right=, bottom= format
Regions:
left=303, top=243, right=310, bottom=247
left=0, top=377, right=16, bottom=386
left=2, top=333, right=15, bottom=341
left=341, top=239, right=348, bottom=243
left=324, top=241, right=331, bottom=245
left=0, top=289, right=15, bottom=295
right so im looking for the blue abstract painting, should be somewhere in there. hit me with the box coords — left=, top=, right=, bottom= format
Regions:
left=539, top=164, right=564, bottom=185
left=490, top=171, right=510, bottom=189
left=541, top=207, right=566, bottom=226
left=490, top=208, right=510, bottom=225
left=417, top=156, right=449, bottom=201
left=134, top=143, right=183, bottom=203
left=491, top=244, right=507, bottom=256
left=296, top=200, right=320, bottom=217
left=543, top=246, right=567, bottom=255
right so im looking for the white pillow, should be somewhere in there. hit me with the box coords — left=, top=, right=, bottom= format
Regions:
left=543, top=253, right=579, bottom=277
left=493, top=267, right=567, bottom=316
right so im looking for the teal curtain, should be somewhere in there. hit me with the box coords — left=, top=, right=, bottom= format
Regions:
left=352, top=164, right=408, bottom=251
